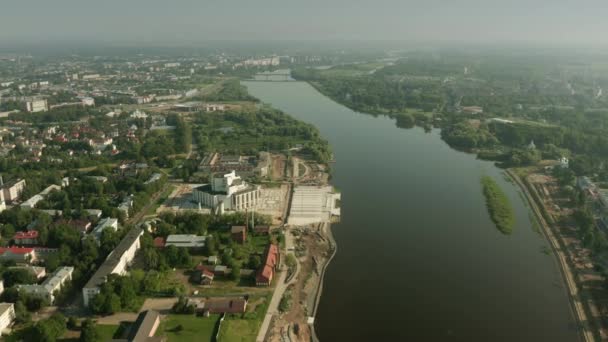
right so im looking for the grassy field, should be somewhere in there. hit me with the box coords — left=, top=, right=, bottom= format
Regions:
left=481, top=176, right=515, bottom=234
left=96, top=324, right=121, bottom=341
left=217, top=318, right=261, bottom=342
left=156, top=314, right=220, bottom=342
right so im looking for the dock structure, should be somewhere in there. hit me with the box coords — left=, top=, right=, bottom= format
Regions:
left=287, top=186, right=340, bottom=225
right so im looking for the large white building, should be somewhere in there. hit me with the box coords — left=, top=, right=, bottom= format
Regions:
left=17, top=266, right=73, bottom=304
left=82, top=228, right=143, bottom=307
left=0, top=303, right=15, bottom=336
left=193, top=171, right=260, bottom=214
left=25, top=99, right=48, bottom=113
left=287, top=186, right=341, bottom=225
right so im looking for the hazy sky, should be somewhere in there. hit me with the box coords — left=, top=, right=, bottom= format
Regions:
left=1, top=0, right=607, bottom=45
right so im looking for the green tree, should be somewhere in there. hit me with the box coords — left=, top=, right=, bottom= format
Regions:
left=79, top=318, right=99, bottom=342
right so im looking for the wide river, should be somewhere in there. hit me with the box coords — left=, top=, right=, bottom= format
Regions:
left=243, top=78, right=578, bottom=341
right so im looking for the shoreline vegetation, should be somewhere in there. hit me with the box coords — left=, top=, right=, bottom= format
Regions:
left=480, top=176, right=515, bottom=235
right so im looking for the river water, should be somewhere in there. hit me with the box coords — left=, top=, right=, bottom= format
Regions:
left=243, top=78, right=578, bottom=342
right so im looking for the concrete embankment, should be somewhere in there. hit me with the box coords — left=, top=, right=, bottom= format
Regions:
left=506, top=169, right=595, bottom=342
left=310, top=222, right=338, bottom=342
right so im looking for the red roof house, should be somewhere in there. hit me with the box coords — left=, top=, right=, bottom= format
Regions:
left=153, top=237, right=165, bottom=248
left=256, top=244, right=280, bottom=286
left=0, top=247, right=36, bottom=263
left=13, top=231, right=39, bottom=245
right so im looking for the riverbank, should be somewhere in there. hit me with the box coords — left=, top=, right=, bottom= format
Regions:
left=505, top=169, right=595, bottom=342
left=310, top=222, right=337, bottom=342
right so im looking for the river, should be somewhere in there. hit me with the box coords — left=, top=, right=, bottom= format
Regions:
left=243, top=78, right=579, bottom=341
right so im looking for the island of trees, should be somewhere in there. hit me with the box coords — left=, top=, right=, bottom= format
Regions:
left=480, top=176, right=515, bottom=235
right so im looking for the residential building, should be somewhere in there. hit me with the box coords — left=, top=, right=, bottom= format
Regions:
left=144, top=173, right=162, bottom=185
left=13, top=230, right=38, bottom=245
left=192, top=171, right=260, bottom=214
left=82, top=228, right=143, bottom=307
left=126, top=310, right=164, bottom=342
left=9, top=265, right=46, bottom=280
left=164, top=234, right=206, bottom=249
left=256, top=244, right=280, bottom=286
left=118, top=196, right=133, bottom=219
left=0, top=247, right=36, bottom=264
left=20, top=194, right=43, bottom=209
left=91, top=217, right=118, bottom=241
left=17, top=266, right=73, bottom=304
left=1, top=178, right=26, bottom=203
left=0, top=303, right=15, bottom=336
left=192, top=265, right=214, bottom=285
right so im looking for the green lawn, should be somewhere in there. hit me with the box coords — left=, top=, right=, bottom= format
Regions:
left=156, top=314, right=219, bottom=342
left=96, top=324, right=120, bottom=341
left=217, top=319, right=261, bottom=342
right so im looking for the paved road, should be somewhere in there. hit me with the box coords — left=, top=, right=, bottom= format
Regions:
left=256, top=229, right=299, bottom=342
left=508, top=170, right=595, bottom=342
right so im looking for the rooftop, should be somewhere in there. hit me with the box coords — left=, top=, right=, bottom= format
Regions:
left=128, top=310, right=163, bottom=342
left=84, top=228, right=143, bottom=289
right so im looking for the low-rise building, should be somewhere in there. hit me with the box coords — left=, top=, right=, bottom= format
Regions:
left=20, top=194, right=43, bottom=209
left=165, top=234, right=206, bottom=249
left=17, top=266, right=73, bottom=304
left=9, top=265, right=46, bottom=280
left=91, top=217, right=118, bottom=241
left=0, top=247, right=36, bottom=264
left=82, top=228, right=143, bottom=307
left=125, top=310, right=164, bottom=342
left=256, top=244, right=280, bottom=286
left=13, top=230, right=38, bottom=245
left=0, top=303, right=15, bottom=336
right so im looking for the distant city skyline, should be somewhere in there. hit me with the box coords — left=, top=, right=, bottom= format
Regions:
left=1, top=0, right=608, bottom=46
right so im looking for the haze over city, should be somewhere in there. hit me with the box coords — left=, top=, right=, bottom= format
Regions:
left=1, top=0, right=608, bottom=45
left=1, top=1, right=608, bottom=341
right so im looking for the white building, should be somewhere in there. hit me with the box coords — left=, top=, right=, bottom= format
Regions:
left=81, top=97, right=95, bottom=106
left=0, top=191, right=5, bottom=213
left=83, top=228, right=143, bottom=307
left=130, top=109, right=149, bottom=119
left=1, top=178, right=26, bottom=203
left=204, top=103, right=226, bottom=112
left=287, top=186, right=341, bottom=225
left=20, top=194, right=44, bottom=210
left=117, top=196, right=133, bottom=219
left=192, top=171, right=260, bottom=214
left=91, top=218, right=119, bottom=241
left=0, top=303, right=15, bottom=336
left=17, top=266, right=73, bottom=304
left=25, top=99, right=48, bottom=113
left=165, top=234, right=206, bottom=248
